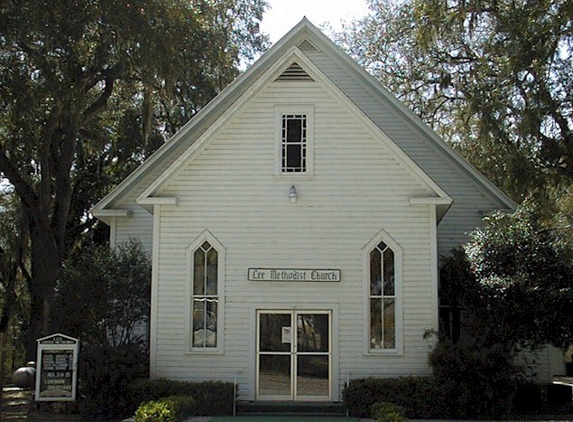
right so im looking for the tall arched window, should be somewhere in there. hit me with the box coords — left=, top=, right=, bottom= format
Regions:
left=369, top=241, right=395, bottom=350
left=365, top=230, right=402, bottom=354
left=192, top=241, right=218, bottom=348
left=188, top=232, right=225, bottom=352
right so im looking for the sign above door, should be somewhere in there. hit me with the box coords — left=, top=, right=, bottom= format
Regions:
left=248, top=268, right=340, bottom=282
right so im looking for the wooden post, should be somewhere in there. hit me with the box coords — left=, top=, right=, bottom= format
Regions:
left=0, top=333, right=15, bottom=421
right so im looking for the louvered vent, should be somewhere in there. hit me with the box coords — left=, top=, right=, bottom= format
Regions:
left=275, top=62, right=314, bottom=81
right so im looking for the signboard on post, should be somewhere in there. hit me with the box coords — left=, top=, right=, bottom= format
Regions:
left=35, top=333, right=79, bottom=402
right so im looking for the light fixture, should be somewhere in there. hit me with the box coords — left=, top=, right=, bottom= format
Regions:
left=289, top=185, right=298, bottom=203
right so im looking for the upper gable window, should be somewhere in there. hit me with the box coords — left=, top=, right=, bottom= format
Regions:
left=282, top=114, right=307, bottom=173
left=275, top=106, right=314, bottom=176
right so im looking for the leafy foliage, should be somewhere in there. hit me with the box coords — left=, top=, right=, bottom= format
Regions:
left=0, top=0, right=268, bottom=357
left=370, top=402, right=408, bottom=422
left=343, top=377, right=443, bottom=419
left=126, top=379, right=235, bottom=416
left=134, top=396, right=197, bottom=422
left=337, top=0, right=573, bottom=202
left=53, top=239, right=151, bottom=346
left=78, top=342, right=149, bottom=420
left=443, top=201, right=573, bottom=352
left=135, top=400, right=177, bottom=422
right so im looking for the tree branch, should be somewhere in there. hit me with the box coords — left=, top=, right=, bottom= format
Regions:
left=0, top=151, right=37, bottom=212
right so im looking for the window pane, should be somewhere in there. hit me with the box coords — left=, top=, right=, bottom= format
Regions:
left=286, top=118, right=302, bottom=141
left=281, top=114, right=307, bottom=172
left=370, top=248, right=382, bottom=295
left=206, top=247, right=218, bottom=295
left=297, top=314, right=329, bottom=352
left=370, top=298, right=382, bottom=349
left=286, top=144, right=302, bottom=169
left=383, top=248, right=395, bottom=296
left=259, top=313, right=292, bottom=352
left=192, top=299, right=217, bottom=347
left=193, top=248, right=205, bottom=295
left=259, top=355, right=291, bottom=396
left=383, top=298, right=395, bottom=348
left=297, top=355, right=329, bottom=396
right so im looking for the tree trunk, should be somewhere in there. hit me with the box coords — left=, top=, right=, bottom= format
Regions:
left=25, top=214, right=62, bottom=361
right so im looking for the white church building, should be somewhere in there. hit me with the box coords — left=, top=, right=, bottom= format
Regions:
left=92, top=19, right=564, bottom=402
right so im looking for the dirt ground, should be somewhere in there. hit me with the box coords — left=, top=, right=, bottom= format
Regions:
left=1, top=386, right=82, bottom=421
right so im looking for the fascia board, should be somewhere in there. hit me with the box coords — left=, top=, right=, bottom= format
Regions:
left=139, top=42, right=451, bottom=203
left=91, top=21, right=314, bottom=217
left=302, top=20, right=516, bottom=211
left=138, top=46, right=321, bottom=200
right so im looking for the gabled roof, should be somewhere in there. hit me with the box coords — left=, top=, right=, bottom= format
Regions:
left=92, top=18, right=514, bottom=222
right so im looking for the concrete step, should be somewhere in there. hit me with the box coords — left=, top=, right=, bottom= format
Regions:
left=236, top=401, right=347, bottom=416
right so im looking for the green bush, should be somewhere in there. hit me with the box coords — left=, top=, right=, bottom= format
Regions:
left=134, top=396, right=196, bottom=422
left=127, top=378, right=234, bottom=416
left=343, top=376, right=443, bottom=419
left=135, top=400, right=176, bottom=422
left=371, top=402, right=408, bottom=422
left=429, top=339, right=520, bottom=418
left=162, top=396, right=197, bottom=420
left=78, top=343, right=149, bottom=420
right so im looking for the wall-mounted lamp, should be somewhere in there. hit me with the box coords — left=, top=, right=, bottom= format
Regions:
left=289, top=185, right=298, bottom=203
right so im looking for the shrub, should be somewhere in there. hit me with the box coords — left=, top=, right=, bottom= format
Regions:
left=343, top=376, right=443, bottom=419
left=371, top=402, right=408, bottom=422
left=126, top=378, right=234, bottom=416
left=162, top=396, right=197, bottom=420
left=135, top=400, right=176, bottom=422
left=78, top=343, right=149, bottom=420
left=134, top=396, right=196, bottom=422
left=429, top=339, right=520, bottom=418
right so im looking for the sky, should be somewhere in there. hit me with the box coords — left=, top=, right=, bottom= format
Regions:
left=260, top=0, right=370, bottom=44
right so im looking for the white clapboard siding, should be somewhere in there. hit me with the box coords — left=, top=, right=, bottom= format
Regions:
left=112, top=203, right=153, bottom=252
left=149, top=79, right=438, bottom=400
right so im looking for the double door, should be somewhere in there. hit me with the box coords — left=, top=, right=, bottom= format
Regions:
left=256, top=311, right=331, bottom=401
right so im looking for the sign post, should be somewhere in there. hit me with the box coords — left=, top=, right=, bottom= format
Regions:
left=35, top=333, right=79, bottom=402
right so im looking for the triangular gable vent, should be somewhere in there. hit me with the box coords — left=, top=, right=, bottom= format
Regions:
left=297, top=39, right=319, bottom=52
left=275, top=62, right=314, bottom=81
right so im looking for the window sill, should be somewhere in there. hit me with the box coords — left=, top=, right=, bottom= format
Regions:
left=365, top=349, right=403, bottom=357
left=273, top=174, right=316, bottom=181
left=185, top=348, right=224, bottom=355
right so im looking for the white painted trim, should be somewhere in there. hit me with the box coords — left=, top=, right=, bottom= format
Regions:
left=410, top=197, right=453, bottom=206
left=300, top=19, right=516, bottom=211
left=149, top=204, right=161, bottom=377
left=274, top=104, right=315, bottom=177
left=429, top=205, right=439, bottom=333
left=362, top=229, right=404, bottom=356
left=138, top=45, right=449, bottom=203
left=137, top=197, right=178, bottom=206
left=91, top=209, right=132, bottom=217
left=250, top=303, right=340, bottom=402
left=92, top=18, right=513, bottom=218
left=109, top=217, right=117, bottom=249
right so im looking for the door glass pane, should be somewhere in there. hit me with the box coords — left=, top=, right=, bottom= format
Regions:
left=259, top=355, right=291, bottom=396
left=297, top=314, right=329, bottom=352
left=259, top=313, right=291, bottom=352
left=297, top=355, right=329, bottom=396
